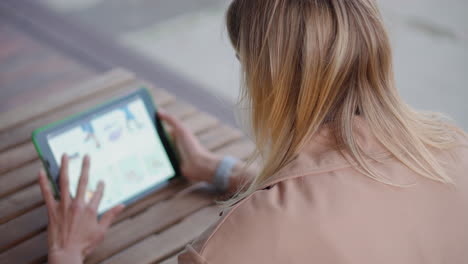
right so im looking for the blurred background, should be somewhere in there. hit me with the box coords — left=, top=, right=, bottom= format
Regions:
left=1, top=0, right=467, bottom=129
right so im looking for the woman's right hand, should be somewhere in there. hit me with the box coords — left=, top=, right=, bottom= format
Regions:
left=158, top=110, right=221, bottom=184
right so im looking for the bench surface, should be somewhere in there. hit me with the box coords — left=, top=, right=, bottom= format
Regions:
left=0, top=69, right=254, bottom=264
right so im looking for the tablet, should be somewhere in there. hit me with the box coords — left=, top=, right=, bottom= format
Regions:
left=32, top=88, right=181, bottom=214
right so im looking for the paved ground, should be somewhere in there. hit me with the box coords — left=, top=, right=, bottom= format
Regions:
left=40, top=0, right=467, bottom=129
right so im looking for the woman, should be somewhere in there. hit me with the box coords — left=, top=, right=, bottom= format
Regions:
left=39, top=0, right=468, bottom=263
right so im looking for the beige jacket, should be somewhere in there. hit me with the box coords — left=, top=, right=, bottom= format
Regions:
left=179, top=119, right=468, bottom=263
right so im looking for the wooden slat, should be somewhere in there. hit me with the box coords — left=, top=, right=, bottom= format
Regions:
left=103, top=206, right=219, bottom=264
left=216, top=139, right=255, bottom=161
left=198, top=125, right=243, bottom=151
left=0, top=142, right=36, bottom=175
left=85, top=191, right=213, bottom=264
left=0, top=68, right=135, bottom=133
left=160, top=254, right=179, bottom=264
left=0, top=160, right=39, bottom=198
left=113, top=180, right=187, bottom=223
left=162, top=100, right=197, bottom=120
left=0, top=185, right=42, bottom=224
left=0, top=205, right=47, bottom=252
left=183, top=112, right=219, bottom=135
left=0, top=231, right=48, bottom=264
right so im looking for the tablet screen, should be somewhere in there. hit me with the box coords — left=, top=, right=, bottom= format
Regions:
left=46, top=97, right=175, bottom=213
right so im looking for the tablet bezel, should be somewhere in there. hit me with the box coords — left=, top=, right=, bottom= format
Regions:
left=32, top=88, right=181, bottom=213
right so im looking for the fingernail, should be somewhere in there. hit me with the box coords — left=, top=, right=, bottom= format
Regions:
left=98, top=181, right=104, bottom=188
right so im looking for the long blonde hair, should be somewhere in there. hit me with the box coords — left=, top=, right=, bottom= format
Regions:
left=226, top=0, right=462, bottom=203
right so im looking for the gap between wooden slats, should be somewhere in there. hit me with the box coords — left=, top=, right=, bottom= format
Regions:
left=0, top=83, right=175, bottom=174
left=0, top=68, right=135, bottom=143
left=0, top=113, right=243, bottom=261
left=159, top=253, right=181, bottom=264
left=102, top=206, right=220, bottom=264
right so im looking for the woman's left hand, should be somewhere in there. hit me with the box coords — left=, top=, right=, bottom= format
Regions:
left=38, top=154, right=125, bottom=264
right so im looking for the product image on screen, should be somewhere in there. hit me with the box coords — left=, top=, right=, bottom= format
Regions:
left=47, top=97, right=175, bottom=213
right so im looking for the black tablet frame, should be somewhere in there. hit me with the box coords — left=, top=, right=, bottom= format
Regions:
left=32, top=88, right=181, bottom=214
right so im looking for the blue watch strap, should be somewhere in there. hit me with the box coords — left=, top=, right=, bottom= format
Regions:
left=213, top=156, right=238, bottom=192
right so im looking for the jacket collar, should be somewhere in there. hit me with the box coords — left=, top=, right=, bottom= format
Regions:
left=260, top=117, right=392, bottom=189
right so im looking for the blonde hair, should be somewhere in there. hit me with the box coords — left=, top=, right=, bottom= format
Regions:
left=226, top=0, right=463, bottom=204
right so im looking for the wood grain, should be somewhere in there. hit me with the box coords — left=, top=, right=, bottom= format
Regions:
left=160, top=254, right=180, bottom=264
left=182, top=112, right=219, bottom=135
left=0, top=184, right=42, bottom=224
left=0, top=205, right=47, bottom=252
left=102, top=206, right=220, bottom=264
left=0, top=68, right=135, bottom=133
left=198, top=125, right=243, bottom=151
left=0, top=160, right=40, bottom=199
left=86, top=190, right=213, bottom=264
left=0, top=231, right=47, bottom=264
left=216, top=139, right=255, bottom=161
left=0, top=142, right=36, bottom=175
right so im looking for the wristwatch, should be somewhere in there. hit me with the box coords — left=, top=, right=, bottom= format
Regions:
left=213, top=156, right=238, bottom=192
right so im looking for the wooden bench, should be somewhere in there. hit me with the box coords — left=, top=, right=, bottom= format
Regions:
left=0, top=69, right=255, bottom=263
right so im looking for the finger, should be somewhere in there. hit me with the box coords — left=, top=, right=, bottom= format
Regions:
left=76, top=155, right=90, bottom=203
left=157, top=110, right=185, bottom=132
left=88, top=181, right=104, bottom=212
left=165, top=126, right=176, bottom=142
left=38, top=169, right=57, bottom=211
left=59, top=154, right=71, bottom=209
left=100, top=204, right=125, bottom=229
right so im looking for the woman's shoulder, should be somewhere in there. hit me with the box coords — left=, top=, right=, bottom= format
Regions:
left=179, top=174, right=341, bottom=263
